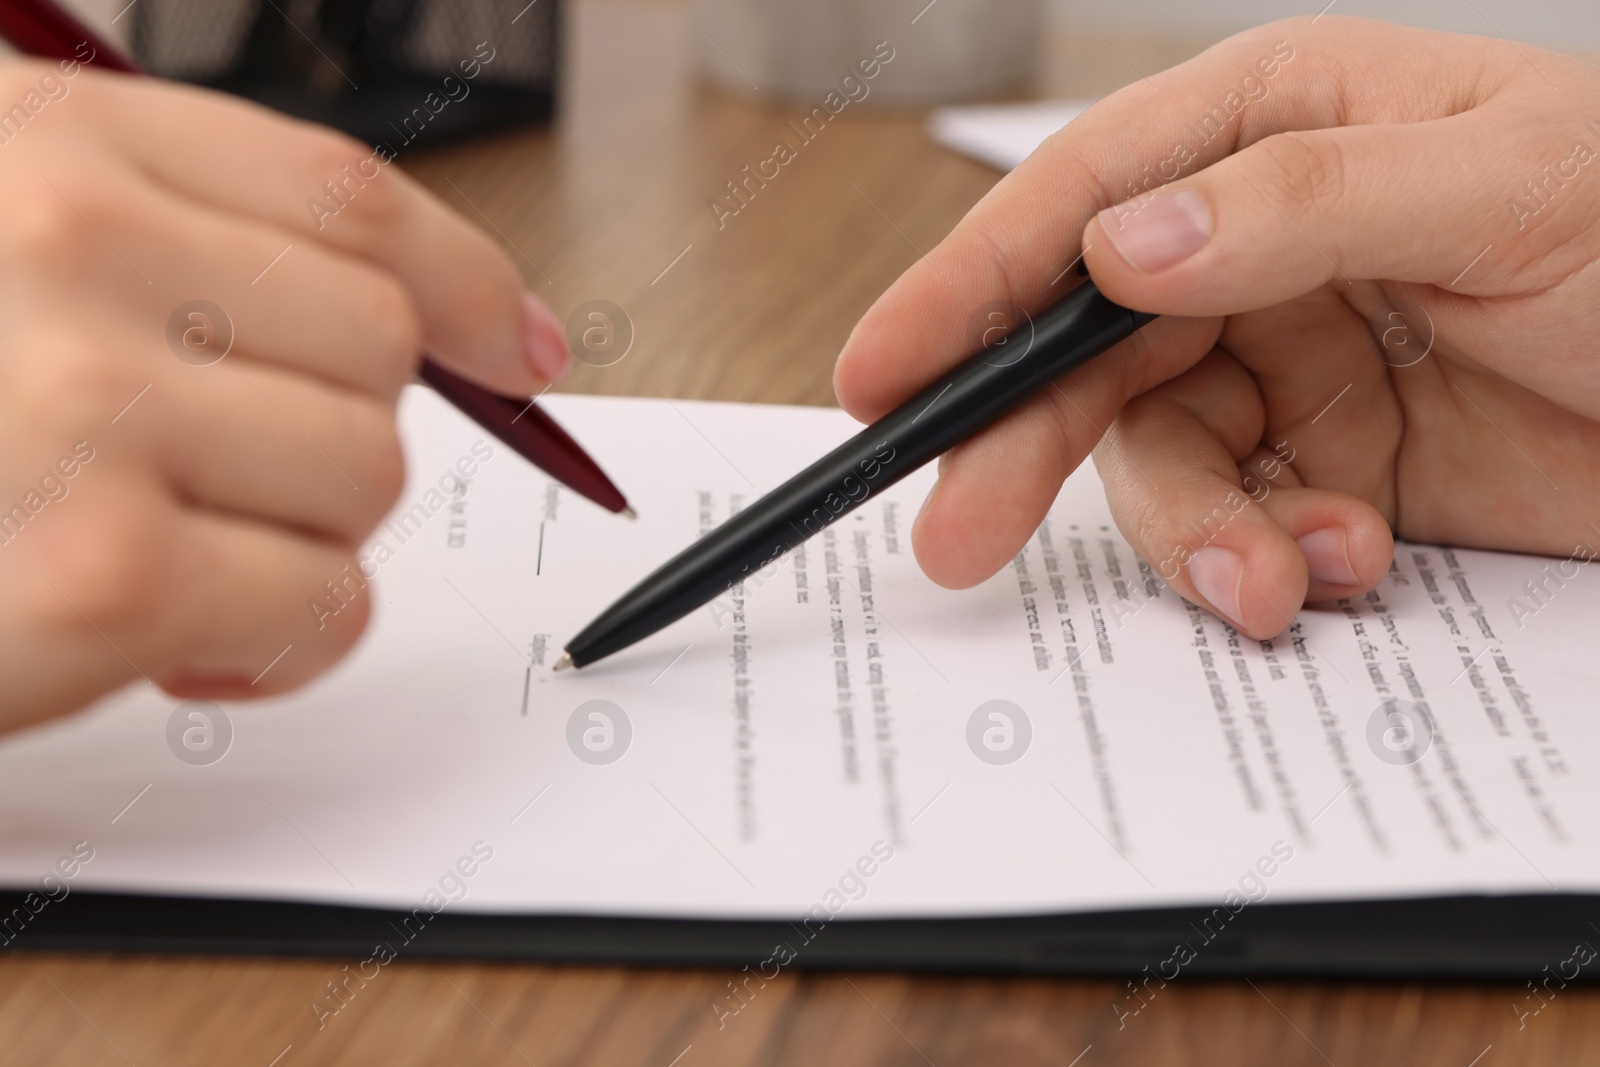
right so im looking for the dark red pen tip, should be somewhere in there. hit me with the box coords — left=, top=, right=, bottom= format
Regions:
left=417, top=360, right=631, bottom=516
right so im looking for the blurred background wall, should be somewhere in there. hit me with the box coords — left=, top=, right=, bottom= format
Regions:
left=45, top=0, right=1600, bottom=55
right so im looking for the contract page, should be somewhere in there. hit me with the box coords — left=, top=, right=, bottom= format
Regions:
left=0, top=391, right=1592, bottom=919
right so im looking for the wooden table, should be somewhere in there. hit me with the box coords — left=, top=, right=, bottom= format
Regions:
left=4, top=4, right=1598, bottom=1064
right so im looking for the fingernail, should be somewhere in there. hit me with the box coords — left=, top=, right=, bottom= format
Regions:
left=1298, top=527, right=1359, bottom=585
left=1097, top=189, right=1212, bottom=273
left=1189, top=545, right=1244, bottom=628
left=522, top=293, right=571, bottom=383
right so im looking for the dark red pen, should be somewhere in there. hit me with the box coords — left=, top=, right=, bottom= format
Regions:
left=0, top=0, right=634, bottom=517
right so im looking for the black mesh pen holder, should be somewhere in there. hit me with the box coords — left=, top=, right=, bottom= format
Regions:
left=131, top=0, right=559, bottom=150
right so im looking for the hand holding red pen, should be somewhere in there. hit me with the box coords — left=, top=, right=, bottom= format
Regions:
left=0, top=58, right=573, bottom=726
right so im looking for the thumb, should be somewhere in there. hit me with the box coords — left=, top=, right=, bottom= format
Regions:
left=1080, top=113, right=1530, bottom=314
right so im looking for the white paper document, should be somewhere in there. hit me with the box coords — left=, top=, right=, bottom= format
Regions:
left=0, top=391, right=1596, bottom=919
left=928, top=99, right=1093, bottom=171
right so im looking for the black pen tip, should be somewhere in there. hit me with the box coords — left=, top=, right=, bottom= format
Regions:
left=553, top=652, right=574, bottom=671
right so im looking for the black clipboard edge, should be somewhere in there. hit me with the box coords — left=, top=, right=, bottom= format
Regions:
left=1, top=891, right=1594, bottom=980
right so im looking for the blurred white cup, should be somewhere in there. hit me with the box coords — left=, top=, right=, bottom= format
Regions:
left=691, top=0, right=1042, bottom=107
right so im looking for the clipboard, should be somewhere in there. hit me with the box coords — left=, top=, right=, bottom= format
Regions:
left=4, top=890, right=1594, bottom=980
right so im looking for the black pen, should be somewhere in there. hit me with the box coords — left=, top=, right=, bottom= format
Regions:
left=555, top=279, right=1156, bottom=670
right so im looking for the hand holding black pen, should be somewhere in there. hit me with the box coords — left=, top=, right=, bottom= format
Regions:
left=824, top=21, right=1600, bottom=645
left=567, top=19, right=1600, bottom=664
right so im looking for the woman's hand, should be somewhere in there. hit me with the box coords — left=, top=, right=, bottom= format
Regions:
left=0, top=62, right=570, bottom=729
left=834, top=16, right=1600, bottom=639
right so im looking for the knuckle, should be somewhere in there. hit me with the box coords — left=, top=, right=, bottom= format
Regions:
left=350, top=165, right=406, bottom=229
left=358, top=277, right=424, bottom=390
left=310, top=132, right=401, bottom=209
left=0, top=184, right=102, bottom=269
left=367, top=276, right=424, bottom=360
left=366, top=417, right=408, bottom=518
left=1125, top=493, right=1176, bottom=568
left=1097, top=408, right=1179, bottom=554
left=1250, top=131, right=1347, bottom=216
left=302, top=130, right=402, bottom=226
left=1038, top=139, right=1119, bottom=213
left=32, top=499, right=172, bottom=635
left=332, top=563, right=375, bottom=632
left=302, top=128, right=375, bottom=184
left=348, top=403, right=407, bottom=524
left=4, top=331, right=130, bottom=435
left=341, top=177, right=406, bottom=242
left=309, top=558, right=373, bottom=645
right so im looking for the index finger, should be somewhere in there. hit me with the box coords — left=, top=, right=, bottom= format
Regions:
left=89, top=72, right=561, bottom=397
left=832, top=15, right=1491, bottom=423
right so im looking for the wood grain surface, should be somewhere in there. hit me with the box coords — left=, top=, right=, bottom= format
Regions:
left=3, top=4, right=1597, bottom=1064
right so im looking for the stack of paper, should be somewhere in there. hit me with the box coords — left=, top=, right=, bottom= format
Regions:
left=929, top=99, right=1093, bottom=171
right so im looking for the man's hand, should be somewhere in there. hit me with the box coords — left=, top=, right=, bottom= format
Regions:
left=834, top=16, right=1600, bottom=638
